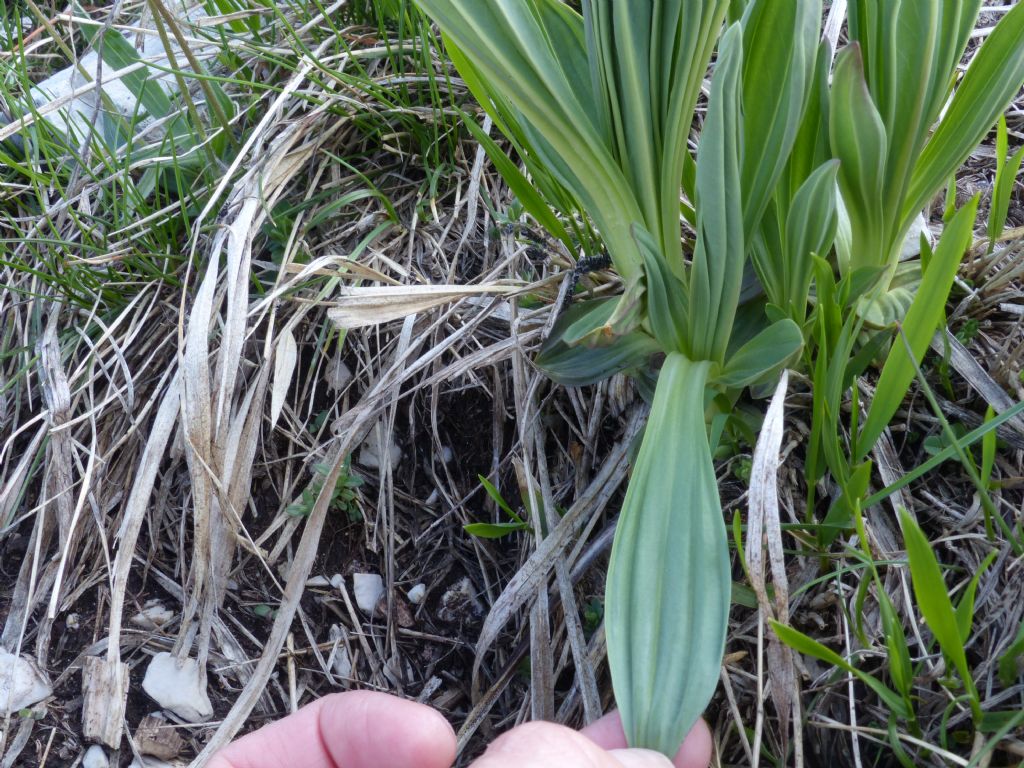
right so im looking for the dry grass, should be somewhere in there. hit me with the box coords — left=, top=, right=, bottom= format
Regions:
left=1, top=2, right=1023, bottom=767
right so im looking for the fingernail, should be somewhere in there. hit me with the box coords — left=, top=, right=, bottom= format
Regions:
left=608, top=747, right=675, bottom=767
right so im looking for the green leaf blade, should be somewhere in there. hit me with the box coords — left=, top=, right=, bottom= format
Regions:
left=605, top=354, right=729, bottom=755
left=856, top=196, right=979, bottom=460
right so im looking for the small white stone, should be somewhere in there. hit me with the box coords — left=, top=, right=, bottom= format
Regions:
left=83, top=745, right=109, bottom=768
left=131, top=601, right=173, bottom=630
left=424, top=489, right=440, bottom=506
left=329, top=573, right=345, bottom=591
left=352, top=573, right=385, bottom=613
left=305, top=575, right=331, bottom=588
left=357, top=430, right=401, bottom=472
left=141, top=652, right=213, bottom=723
left=407, top=583, right=426, bottom=605
left=440, top=446, right=454, bottom=463
left=66, top=613, right=80, bottom=631
left=0, top=647, right=52, bottom=711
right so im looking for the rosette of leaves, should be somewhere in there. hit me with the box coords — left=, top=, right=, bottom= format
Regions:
left=829, top=2, right=1024, bottom=330
left=414, top=0, right=824, bottom=755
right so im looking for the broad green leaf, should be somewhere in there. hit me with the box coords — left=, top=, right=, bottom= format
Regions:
left=770, top=620, right=910, bottom=719
left=635, top=224, right=686, bottom=352
left=900, top=509, right=980, bottom=719
left=780, top=39, right=832, bottom=212
left=606, top=354, right=729, bottom=754
left=689, top=23, right=744, bottom=363
left=537, top=300, right=660, bottom=386
left=584, top=1, right=728, bottom=267
left=419, top=0, right=646, bottom=279
left=80, top=23, right=174, bottom=120
left=905, top=2, right=1024, bottom=223
left=739, top=0, right=820, bottom=238
left=782, top=159, right=839, bottom=313
left=830, top=44, right=889, bottom=272
left=856, top=197, right=978, bottom=461
left=716, top=319, right=802, bottom=389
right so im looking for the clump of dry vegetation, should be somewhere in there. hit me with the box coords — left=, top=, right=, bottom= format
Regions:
left=0, top=2, right=1023, bottom=767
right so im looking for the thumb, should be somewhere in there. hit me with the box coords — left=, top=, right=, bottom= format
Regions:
left=609, top=748, right=675, bottom=768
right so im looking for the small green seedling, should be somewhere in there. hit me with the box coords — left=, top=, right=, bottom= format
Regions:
left=464, top=474, right=531, bottom=539
left=287, top=459, right=364, bottom=521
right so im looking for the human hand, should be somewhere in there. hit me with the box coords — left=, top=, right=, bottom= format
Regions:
left=209, top=690, right=711, bottom=768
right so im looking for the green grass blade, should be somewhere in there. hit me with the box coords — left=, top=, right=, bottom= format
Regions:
left=900, top=509, right=980, bottom=721
left=856, top=196, right=978, bottom=461
left=606, top=354, right=729, bottom=754
left=987, top=118, right=1024, bottom=250
left=771, top=619, right=910, bottom=719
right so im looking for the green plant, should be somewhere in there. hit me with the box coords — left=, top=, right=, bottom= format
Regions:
left=413, top=0, right=823, bottom=754
left=464, top=474, right=532, bottom=538
left=987, top=116, right=1024, bottom=252
left=287, top=459, right=364, bottom=521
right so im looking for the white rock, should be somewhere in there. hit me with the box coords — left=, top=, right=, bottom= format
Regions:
left=440, top=446, right=454, bottom=463
left=424, top=489, right=440, bottom=506
left=305, top=575, right=331, bottom=588
left=352, top=573, right=385, bottom=613
left=0, top=647, right=52, bottom=711
left=141, top=653, right=213, bottom=723
left=83, top=745, right=109, bottom=768
left=407, top=583, right=427, bottom=605
left=357, top=431, right=401, bottom=472
left=131, top=601, right=173, bottom=630
left=329, top=573, right=345, bottom=591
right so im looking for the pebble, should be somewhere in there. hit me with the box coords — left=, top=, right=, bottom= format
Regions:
left=352, top=573, right=385, bottom=613
left=131, top=601, right=173, bottom=630
left=82, top=745, right=109, bottom=768
left=0, top=648, right=52, bottom=711
left=357, top=431, right=401, bottom=472
left=407, top=583, right=426, bottom=605
left=141, top=653, right=213, bottom=723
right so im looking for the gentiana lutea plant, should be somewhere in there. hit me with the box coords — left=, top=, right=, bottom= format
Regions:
left=414, top=0, right=1024, bottom=755
left=413, top=0, right=823, bottom=754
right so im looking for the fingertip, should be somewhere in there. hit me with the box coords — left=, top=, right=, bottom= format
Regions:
left=474, top=721, right=610, bottom=766
left=319, top=691, right=457, bottom=768
left=671, top=717, right=712, bottom=768
left=580, top=712, right=712, bottom=768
